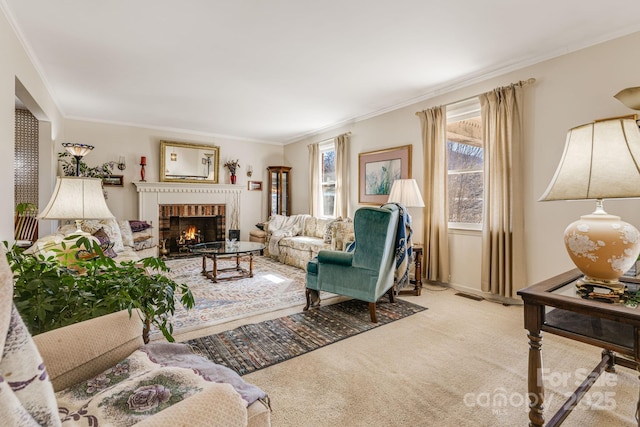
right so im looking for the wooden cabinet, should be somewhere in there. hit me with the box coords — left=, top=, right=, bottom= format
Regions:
left=267, top=166, right=291, bottom=217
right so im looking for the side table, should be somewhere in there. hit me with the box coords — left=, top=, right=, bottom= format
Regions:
left=518, top=269, right=640, bottom=426
left=398, top=244, right=423, bottom=296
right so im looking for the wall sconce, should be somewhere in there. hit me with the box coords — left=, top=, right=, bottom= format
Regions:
left=117, top=156, right=126, bottom=170
left=246, top=165, right=253, bottom=177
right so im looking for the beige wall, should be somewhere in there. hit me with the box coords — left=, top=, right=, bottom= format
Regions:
left=285, top=31, right=640, bottom=294
left=1, top=9, right=64, bottom=240
left=61, top=119, right=284, bottom=240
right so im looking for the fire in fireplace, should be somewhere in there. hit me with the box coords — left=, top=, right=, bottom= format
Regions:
left=159, top=204, right=226, bottom=257
left=169, top=215, right=224, bottom=255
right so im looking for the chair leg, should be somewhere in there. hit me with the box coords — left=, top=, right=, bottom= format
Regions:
left=388, top=288, right=395, bottom=303
left=369, top=302, right=378, bottom=323
left=304, top=289, right=311, bottom=311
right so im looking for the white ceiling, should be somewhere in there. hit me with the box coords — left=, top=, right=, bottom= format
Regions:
left=4, top=1, right=640, bottom=144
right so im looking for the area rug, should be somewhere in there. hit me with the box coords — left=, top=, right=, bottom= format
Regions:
left=185, top=298, right=427, bottom=375
left=159, top=255, right=334, bottom=337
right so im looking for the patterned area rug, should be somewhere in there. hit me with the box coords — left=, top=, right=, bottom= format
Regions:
left=186, top=298, right=427, bottom=375
left=161, top=255, right=332, bottom=336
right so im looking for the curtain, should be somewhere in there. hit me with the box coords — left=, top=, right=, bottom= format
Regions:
left=334, top=134, right=349, bottom=218
left=308, top=143, right=321, bottom=216
left=479, top=83, right=526, bottom=298
left=417, top=106, right=450, bottom=283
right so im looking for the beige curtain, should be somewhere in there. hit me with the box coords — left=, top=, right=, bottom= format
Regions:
left=417, top=106, right=450, bottom=283
left=308, top=143, right=321, bottom=216
left=479, top=83, right=526, bottom=298
left=334, top=134, right=349, bottom=218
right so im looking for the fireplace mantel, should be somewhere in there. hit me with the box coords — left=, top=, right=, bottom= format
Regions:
left=134, top=182, right=242, bottom=243
left=134, top=181, right=241, bottom=194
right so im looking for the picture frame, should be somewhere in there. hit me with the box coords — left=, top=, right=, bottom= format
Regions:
left=102, top=175, right=124, bottom=187
left=247, top=180, right=263, bottom=191
left=358, top=144, right=412, bottom=204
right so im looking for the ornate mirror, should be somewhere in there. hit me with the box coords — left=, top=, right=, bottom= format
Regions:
left=160, top=140, right=220, bottom=183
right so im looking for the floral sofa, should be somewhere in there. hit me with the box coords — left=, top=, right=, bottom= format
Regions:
left=264, top=214, right=354, bottom=270
left=24, top=218, right=157, bottom=264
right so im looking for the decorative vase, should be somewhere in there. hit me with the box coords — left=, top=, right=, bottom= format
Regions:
left=230, top=174, right=237, bottom=184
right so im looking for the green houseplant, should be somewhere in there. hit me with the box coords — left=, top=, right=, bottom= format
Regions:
left=6, top=237, right=194, bottom=343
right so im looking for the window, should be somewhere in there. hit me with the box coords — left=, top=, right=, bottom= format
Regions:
left=446, top=99, right=483, bottom=229
left=320, top=141, right=336, bottom=217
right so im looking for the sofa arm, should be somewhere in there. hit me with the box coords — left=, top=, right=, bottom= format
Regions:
left=33, top=309, right=144, bottom=392
left=317, top=250, right=353, bottom=266
left=135, top=383, right=250, bottom=427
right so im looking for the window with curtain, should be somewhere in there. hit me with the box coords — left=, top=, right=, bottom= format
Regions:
left=320, top=141, right=336, bottom=217
left=446, top=98, right=483, bottom=229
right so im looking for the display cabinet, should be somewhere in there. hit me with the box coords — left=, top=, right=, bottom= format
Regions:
left=267, top=166, right=291, bottom=217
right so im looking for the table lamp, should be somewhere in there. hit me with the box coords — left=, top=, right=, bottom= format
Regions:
left=539, top=117, right=640, bottom=294
left=387, top=178, right=425, bottom=214
left=38, top=177, right=114, bottom=235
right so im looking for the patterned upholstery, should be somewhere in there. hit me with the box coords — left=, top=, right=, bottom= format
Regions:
left=265, top=216, right=354, bottom=270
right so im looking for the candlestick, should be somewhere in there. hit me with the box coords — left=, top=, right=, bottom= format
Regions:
left=140, top=157, right=147, bottom=182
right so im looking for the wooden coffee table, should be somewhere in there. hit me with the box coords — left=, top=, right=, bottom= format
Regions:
left=518, top=269, right=640, bottom=427
left=190, top=241, right=265, bottom=283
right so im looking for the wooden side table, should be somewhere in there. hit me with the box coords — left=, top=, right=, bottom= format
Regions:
left=398, top=244, right=423, bottom=296
left=518, top=270, right=640, bottom=426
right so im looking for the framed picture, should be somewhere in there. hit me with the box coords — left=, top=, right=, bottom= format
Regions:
left=359, top=145, right=411, bottom=204
left=247, top=180, right=263, bottom=191
left=102, top=175, right=124, bottom=187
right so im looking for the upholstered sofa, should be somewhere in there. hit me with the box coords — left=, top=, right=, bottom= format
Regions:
left=264, top=214, right=354, bottom=270
left=24, top=218, right=157, bottom=264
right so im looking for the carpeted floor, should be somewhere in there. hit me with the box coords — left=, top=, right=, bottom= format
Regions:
left=238, top=286, right=638, bottom=427
left=159, top=255, right=337, bottom=337
left=186, top=298, right=426, bottom=375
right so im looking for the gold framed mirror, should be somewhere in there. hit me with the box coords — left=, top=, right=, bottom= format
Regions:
left=160, top=140, right=220, bottom=183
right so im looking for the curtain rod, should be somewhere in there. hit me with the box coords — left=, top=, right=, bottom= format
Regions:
left=415, top=77, right=536, bottom=116
left=309, top=131, right=351, bottom=146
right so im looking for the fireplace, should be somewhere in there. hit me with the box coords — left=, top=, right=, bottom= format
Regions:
left=159, top=204, right=225, bottom=257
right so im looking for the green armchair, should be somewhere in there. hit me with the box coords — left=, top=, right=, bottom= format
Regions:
left=304, top=204, right=400, bottom=322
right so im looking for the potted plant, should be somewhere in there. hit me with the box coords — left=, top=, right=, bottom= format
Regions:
left=6, top=237, right=194, bottom=343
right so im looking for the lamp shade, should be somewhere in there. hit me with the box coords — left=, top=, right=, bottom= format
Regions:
left=539, top=118, right=640, bottom=201
left=387, top=179, right=425, bottom=207
left=614, top=87, right=640, bottom=110
left=62, top=142, right=94, bottom=157
left=39, top=177, right=114, bottom=220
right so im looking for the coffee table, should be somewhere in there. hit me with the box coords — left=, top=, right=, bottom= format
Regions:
left=190, top=241, right=265, bottom=283
left=518, top=269, right=640, bottom=427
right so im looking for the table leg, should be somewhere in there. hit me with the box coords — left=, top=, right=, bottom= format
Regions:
left=414, top=249, right=422, bottom=296
left=201, top=254, right=206, bottom=273
left=236, top=253, right=240, bottom=270
left=527, top=329, right=545, bottom=427
left=249, top=253, right=254, bottom=277
left=212, top=254, right=218, bottom=282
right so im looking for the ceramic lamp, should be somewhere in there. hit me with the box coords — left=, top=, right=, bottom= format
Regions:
left=540, top=118, right=640, bottom=293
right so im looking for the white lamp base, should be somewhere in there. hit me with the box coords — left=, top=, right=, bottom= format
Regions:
left=564, top=211, right=640, bottom=294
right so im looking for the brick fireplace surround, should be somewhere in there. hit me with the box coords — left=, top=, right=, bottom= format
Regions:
left=134, top=182, right=241, bottom=254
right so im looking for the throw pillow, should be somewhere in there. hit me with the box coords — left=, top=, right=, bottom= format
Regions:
left=118, top=219, right=135, bottom=247
left=81, top=219, right=125, bottom=253
left=323, top=217, right=343, bottom=243
left=128, top=220, right=152, bottom=232
left=92, top=228, right=118, bottom=258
